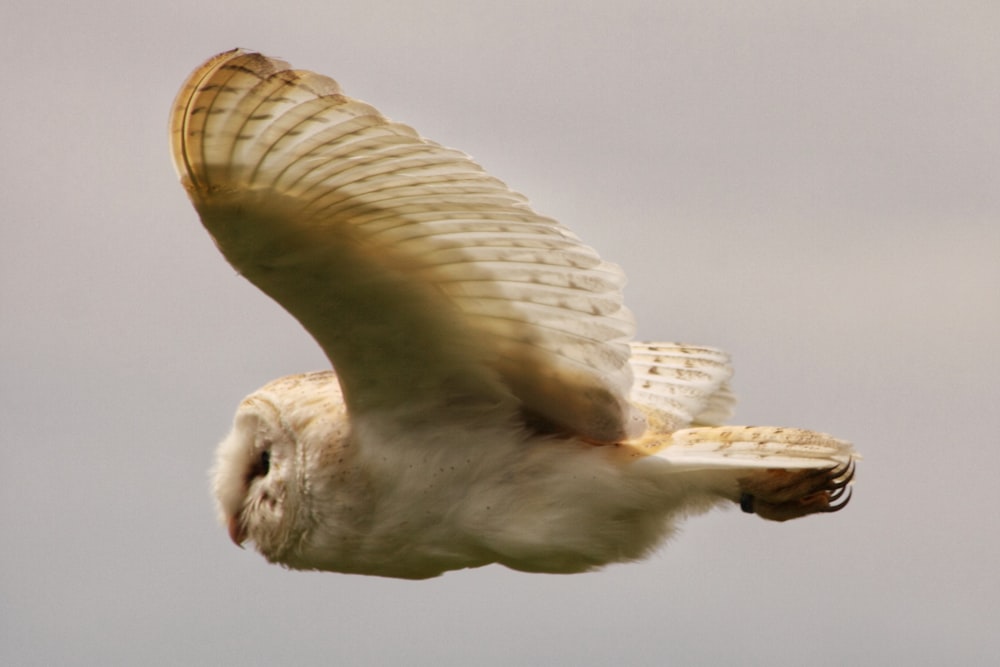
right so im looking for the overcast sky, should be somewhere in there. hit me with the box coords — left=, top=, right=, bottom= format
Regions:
left=3, top=1, right=998, bottom=664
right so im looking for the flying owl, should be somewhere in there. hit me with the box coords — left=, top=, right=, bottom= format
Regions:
left=170, top=49, right=857, bottom=579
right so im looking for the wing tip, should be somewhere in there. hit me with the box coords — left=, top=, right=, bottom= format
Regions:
left=169, top=48, right=293, bottom=190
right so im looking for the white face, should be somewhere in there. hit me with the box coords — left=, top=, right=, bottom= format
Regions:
left=212, top=394, right=299, bottom=561
left=210, top=371, right=359, bottom=569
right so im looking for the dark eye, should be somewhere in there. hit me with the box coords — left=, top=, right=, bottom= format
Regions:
left=251, top=449, right=270, bottom=479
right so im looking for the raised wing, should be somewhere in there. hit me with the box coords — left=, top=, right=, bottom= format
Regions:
left=170, top=49, right=643, bottom=443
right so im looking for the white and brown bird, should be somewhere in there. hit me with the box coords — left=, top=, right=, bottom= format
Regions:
left=170, top=49, right=857, bottom=579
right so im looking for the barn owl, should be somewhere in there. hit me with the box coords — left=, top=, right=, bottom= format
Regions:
left=170, top=49, right=857, bottom=579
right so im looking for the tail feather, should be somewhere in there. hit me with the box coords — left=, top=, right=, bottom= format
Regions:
left=653, top=425, right=857, bottom=470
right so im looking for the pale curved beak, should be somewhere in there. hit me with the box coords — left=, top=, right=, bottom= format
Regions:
left=227, top=515, right=247, bottom=548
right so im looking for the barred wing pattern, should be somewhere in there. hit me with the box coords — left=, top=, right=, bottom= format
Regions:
left=628, top=341, right=736, bottom=431
left=170, top=50, right=642, bottom=443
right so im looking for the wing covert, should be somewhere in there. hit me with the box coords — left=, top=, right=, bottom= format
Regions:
left=628, top=342, right=735, bottom=431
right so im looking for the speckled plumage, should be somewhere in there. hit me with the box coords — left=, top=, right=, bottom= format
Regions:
left=172, top=50, right=857, bottom=579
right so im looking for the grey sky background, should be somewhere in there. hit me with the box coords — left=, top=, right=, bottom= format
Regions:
left=3, top=1, right=998, bottom=664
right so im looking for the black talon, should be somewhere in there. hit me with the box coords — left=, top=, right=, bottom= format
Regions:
left=740, top=492, right=756, bottom=514
left=823, top=487, right=853, bottom=513
left=829, top=472, right=853, bottom=493
left=838, top=460, right=856, bottom=483
left=807, top=465, right=838, bottom=480
left=827, top=461, right=855, bottom=493
left=827, top=484, right=849, bottom=503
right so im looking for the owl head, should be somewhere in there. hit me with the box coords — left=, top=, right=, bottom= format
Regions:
left=211, top=371, right=357, bottom=567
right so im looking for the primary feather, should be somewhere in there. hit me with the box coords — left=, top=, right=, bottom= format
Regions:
left=173, top=50, right=858, bottom=579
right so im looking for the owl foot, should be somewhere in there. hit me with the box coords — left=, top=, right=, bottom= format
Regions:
left=738, top=460, right=855, bottom=522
